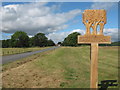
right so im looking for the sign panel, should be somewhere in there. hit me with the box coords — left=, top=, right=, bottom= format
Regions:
left=78, top=35, right=111, bottom=44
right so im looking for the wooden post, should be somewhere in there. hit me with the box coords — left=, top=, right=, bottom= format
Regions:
left=78, top=10, right=111, bottom=88
left=90, top=43, right=98, bottom=89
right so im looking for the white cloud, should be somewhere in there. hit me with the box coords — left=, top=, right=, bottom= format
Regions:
left=1, top=2, right=118, bottom=43
left=1, top=3, right=81, bottom=35
left=47, top=32, right=69, bottom=43
left=91, top=2, right=116, bottom=10
left=28, top=35, right=33, bottom=38
left=104, top=28, right=118, bottom=42
left=46, top=29, right=85, bottom=43
left=70, top=29, right=85, bottom=35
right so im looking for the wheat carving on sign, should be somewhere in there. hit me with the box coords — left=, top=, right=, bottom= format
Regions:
left=78, top=9, right=111, bottom=44
left=82, top=9, right=106, bottom=35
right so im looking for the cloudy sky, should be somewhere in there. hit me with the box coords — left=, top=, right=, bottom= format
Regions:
left=1, top=1, right=119, bottom=43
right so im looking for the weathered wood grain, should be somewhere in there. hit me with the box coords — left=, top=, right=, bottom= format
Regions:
left=90, top=43, right=98, bottom=89
left=78, top=35, right=111, bottom=44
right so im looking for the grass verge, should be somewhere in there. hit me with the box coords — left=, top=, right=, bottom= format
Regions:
left=2, top=46, right=119, bottom=88
left=1, top=47, right=51, bottom=56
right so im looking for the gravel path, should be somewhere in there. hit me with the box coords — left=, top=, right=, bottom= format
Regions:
left=2, top=46, right=59, bottom=64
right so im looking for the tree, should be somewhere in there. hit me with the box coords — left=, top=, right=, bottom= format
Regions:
left=2, top=39, right=10, bottom=48
left=11, top=31, right=29, bottom=47
left=33, top=33, right=48, bottom=47
left=57, top=42, right=61, bottom=45
left=62, top=32, right=81, bottom=46
left=47, top=39, right=55, bottom=46
left=29, top=37, right=35, bottom=47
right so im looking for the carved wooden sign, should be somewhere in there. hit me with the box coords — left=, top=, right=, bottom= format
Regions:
left=78, top=9, right=111, bottom=44
left=78, top=35, right=111, bottom=44
left=77, top=10, right=111, bottom=89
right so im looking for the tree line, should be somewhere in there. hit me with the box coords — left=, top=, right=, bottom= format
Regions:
left=2, top=31, right=55, bottom=48
left=1, top=31, right=119, bottom=48
left=2, top=31, right=83, bottom=48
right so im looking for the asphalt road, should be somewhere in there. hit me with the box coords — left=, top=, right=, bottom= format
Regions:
left=2, top=46, right=59, bottom=64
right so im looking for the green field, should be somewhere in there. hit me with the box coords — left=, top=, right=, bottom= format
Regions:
left=2, top=46, right=119, bottom=88
left=1, top=47, right=50, bottom=56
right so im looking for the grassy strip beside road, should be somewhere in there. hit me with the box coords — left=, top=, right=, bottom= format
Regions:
left=2, top=46, right=118, bottom=88
left=2, top=49, right=55, bottom=71
left=1, top=47, right=50, bottom=56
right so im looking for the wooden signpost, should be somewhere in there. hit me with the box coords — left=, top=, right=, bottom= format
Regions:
left=78, top=10, right=111, bottom=89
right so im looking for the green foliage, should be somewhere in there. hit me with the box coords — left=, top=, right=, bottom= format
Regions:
left=29, top=33, right=55, bottom=47
left=47, top=39, right=55, bottom=46
left=29, top=37, right=35, bottom=47
left=2, top=31, right=55, bottom=48
left=33, top=33, right=48, bottom=47
left=11, top=31, right=29, bottom=47
left=62, top=32, right=81, bottom=46
left=2, top=39, right=11, bottom=48
left=57, top=42, right=61, bottom=45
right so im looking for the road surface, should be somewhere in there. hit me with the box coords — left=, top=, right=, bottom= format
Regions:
left=2, top=46, right=59, bottom=64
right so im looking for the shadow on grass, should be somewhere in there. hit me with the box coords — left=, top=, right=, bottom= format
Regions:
left=98, top=80, right=118, bottom=90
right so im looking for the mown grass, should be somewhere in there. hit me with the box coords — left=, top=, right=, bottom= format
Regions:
left=2, top=46, right=119, bottom=88
left=1, top=47, right=50, bottom=56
